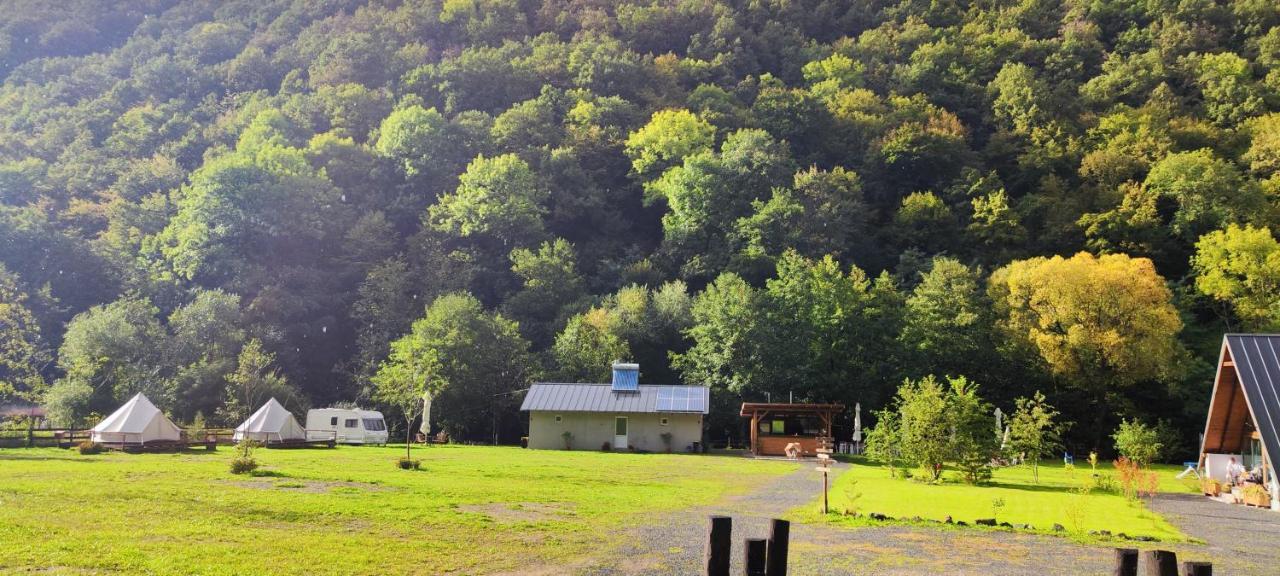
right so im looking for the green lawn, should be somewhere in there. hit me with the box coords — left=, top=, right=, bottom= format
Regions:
left=797, top=458, right=1194, bottom=542
left=0, top=445, right=787, bottom=575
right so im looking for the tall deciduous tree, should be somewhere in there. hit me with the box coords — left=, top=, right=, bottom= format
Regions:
left=0, top=264, right=47, bottom=402
left=989, top=252, right=1184, bottom=446
left=222, top=338, right=302, bottom=425
left=1192, top=224, right=1280, bottom=330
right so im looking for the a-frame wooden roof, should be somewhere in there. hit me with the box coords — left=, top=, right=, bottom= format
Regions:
left=1202, top=335, right=1280, bottom=472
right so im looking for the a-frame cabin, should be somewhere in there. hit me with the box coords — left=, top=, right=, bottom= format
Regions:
left=1200, top=334, right=1280, bottom=510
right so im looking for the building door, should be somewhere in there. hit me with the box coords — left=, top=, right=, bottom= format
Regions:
left=614, top=416, right=628, bottom=450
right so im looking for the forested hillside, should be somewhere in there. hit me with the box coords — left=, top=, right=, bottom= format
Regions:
left=1, top=0, right=1279, bottom=450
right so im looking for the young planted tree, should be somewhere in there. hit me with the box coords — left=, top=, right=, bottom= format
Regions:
left=1112, top=419, right=1163, bottom=467
left=372, top=324, right=447, bottom=461
left=863, top=408, right=903, bottom=477
left=896, top=375, right=951, bottom=482
left=947, top=376, right=999, bottom=484
left=1006, top=391, right=1065, bottom=483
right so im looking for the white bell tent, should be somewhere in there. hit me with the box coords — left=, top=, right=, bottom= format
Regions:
left=91, top=393, right=183, bottom=445
left=234, top=398, right=306, bottom=443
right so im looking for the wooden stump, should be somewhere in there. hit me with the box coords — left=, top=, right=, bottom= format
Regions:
left=1141, top=550, right=1178, bottom=576
left=744, top=538, right=767, bottom=576
left=1114, top=548, right=1139, bottom=576
left=1180, top=561, right=1212, bottom=576
left=765, top=519, right=789, bottom=576
left=705, top=516, right=731, bottom=576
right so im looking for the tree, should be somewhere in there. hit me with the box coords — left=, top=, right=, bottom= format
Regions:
left=0, top=264, right=47, bottom=402
left=624, top=109, right=715, bottom=177
left=1192, top=224, right=1280, bottom=330
left=863, top=408, right=903, bottom=476
left=504, top=238, right=585, bottom=348
left=374, top=105, right=449, bottom=179
left=54, top=297, right=168, bottom=418
left=429, top=153, right=548, bottom=248
left=1142, top=149, right=1261, bottom=243
left=407, top=293, right=533, bottom=443
left=1006, top=391, right=1065, bottom=483
left=948, top=376, right=999, bottom=484
left=372, top=324, right=447, bottom=460
left=894, top=375, right=951, bottom=482
left=552, top=308, right=631, bottom=382
left=222, top=339, right=302, bottom=425
left=1112, top=419, right=1162, bottom=466
left=899, top=257, right=991, bottom=381
left=166, top=289, right=245, bottom=421
left=989, top=252, right=1184, bottom=446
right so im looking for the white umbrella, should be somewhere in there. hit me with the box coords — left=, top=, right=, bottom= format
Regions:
left=419, top=392, right=432, bottom=437
left=852, top=402, right=862, bottom=443
left=994, top=407, right=1004, bottom=440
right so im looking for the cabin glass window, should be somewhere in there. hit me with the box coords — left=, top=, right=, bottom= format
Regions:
left=363, top=418, right=385, bottom=431
left=330, top=417, right=338, bottom=426
left=344, top=419, right=358, bottom=428
left=770, top=420, right=785, bottom=434
left=660, top=417, right=669, bottom=426
left=554, top=415, right=562, bottom=423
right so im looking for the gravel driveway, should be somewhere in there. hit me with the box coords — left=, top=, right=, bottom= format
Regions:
left=555, top=460, right=1280, bottom=575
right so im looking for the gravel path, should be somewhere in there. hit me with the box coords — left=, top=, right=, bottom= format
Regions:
left=573, top=461, right=1133, bottom=576
left=1147, top=492, right=1280, bottom=575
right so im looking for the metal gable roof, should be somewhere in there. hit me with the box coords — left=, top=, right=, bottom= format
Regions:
left=1224, top=334, right=1280, bottom=474
left=520, top=383, right=710, bottom=414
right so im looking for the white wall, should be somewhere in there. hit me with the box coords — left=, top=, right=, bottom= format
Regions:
left=1204, top=452, right=1242, bottom=482
left=527, top=411, right=702, bottom=451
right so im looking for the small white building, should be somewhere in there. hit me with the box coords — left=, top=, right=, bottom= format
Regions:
left=234, top=398, right=306, bottom=444
left=305, top=408, right=388, bottom=444
left=520, top=363, right=709, bottom=452
left=91, top=393, right=182, bottom=446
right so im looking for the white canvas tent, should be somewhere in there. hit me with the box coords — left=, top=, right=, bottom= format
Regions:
left=91, top=393, right=182, bottom=445
left=234, top=398, right=306, bottom=443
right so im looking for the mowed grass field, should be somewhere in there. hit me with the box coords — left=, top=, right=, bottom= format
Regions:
left=805, top=458, right=1193, bottom=542
left=0, top=445, right=789, bottom=575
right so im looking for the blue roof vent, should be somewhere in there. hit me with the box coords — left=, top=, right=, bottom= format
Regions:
left=611, top=363, right=639, bottom=392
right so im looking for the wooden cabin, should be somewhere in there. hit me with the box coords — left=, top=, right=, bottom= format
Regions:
left=1200, top=334, right=1280, bottom=510
left=740, top=402, right=843, bottom=457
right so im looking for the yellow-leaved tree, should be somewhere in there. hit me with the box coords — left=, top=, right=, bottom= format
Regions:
left=988, top=252, right=1184, bottom=447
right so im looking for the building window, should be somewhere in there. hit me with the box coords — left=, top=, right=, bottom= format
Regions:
left=660, top=417, right=669, bottom=426
left=555, top=415, right=562, bottom=423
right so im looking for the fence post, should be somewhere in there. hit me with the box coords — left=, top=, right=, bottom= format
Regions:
left=1179, top=561, right=1211, bottom=576
left=1141, top=550, right=1178, bottom=576
left=705, top=516, right=731, bottom=576
left=743, top=538, right=767, bottom=576
left=1114, top=548, right=1138, bottom=576
left=765, top=519, right=789, bottom=576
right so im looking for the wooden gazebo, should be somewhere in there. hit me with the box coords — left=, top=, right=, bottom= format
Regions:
left=740, top=402, right=843, bottom=457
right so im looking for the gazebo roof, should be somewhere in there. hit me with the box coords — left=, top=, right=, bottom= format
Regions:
left=1202, top=334, right=1280, bottom=473
left=739, top=402, right=845, bottom=417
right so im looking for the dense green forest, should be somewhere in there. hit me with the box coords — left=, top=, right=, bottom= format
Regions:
left=1, top=0, right=1279, bottom=453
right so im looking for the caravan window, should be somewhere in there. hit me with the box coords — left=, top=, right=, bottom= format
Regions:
left=330, top=417, right=338, bottom=426
left=363, top=418, right=386, bottom=431
left=344, top=419, right=358, bottom=428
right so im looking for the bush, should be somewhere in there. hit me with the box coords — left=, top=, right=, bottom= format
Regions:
left=600, top=441, right=611, bottom=451
left=230, top=439, right=259, bottom=475
left=230, top=457, right=259, bottom=474
left=77, top=441, right=103, bottom=455
left=561, top=431, right=573, bottom=450
left=1112, top=419, right=1162, bottom=466
left=396, top=457, right=421, bottom=470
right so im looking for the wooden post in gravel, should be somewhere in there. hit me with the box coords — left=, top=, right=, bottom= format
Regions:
left=744, top=538, right=767, bottom=576
left=1141, top=550, right=1178, bottom=576
left=1180, top=561, right=1212, bottom=576
left=1114, top=548, right=1138, bottom=576
left=705, top=516, right=732, bottom=576
left=765, top=519, right=789, bottom=576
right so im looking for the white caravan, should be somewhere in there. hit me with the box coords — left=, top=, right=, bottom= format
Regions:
left=305, top=408, right=388, bottom=445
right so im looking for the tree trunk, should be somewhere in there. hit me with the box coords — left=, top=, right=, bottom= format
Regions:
left=405, top=415, right=412, bottom=460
